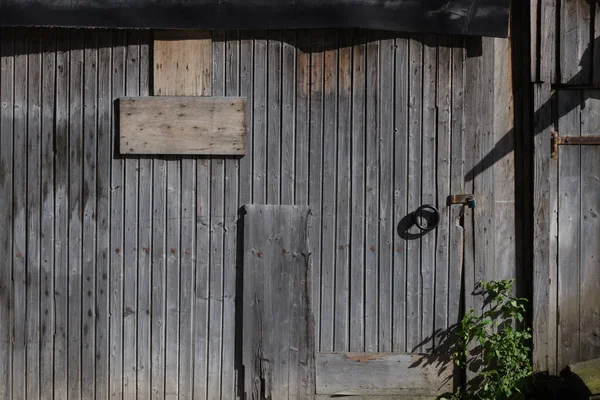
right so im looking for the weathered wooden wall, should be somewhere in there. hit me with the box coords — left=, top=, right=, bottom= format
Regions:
left=531, top=0, right=600, bottom=374
left=0, top=27, right=516, bottom=398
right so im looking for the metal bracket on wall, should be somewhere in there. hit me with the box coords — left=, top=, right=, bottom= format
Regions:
left=551, top=131, right=600, bottom=159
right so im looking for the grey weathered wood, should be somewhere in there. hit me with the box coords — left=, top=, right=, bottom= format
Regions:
left=137, top=29, right=152, bottom=400
left=578, top=93, right=600, bottom=361
left=434, top=36, right=451, bottom=351
left=11, top=27, right=27, bottom=400
left=109, top=29, right=126, bottom=400
left=220, top=29, right=240, bottom=399
left=81, top=29, right=97, bottom=400
left=320, top=30, right=338, bottom=351
left=0, top=27, right=14, bottom=400
left=39, top=28, right=56, bottom=400
left=350, top=32, right=366, bottom=353
left=378, top=32, right=394, bottom=353
left=67, top=28, right=83, bottom=400
left=281, top=30, right=296, bottom=205
left=53, top=28, right=69, bottom=400
left=165, top=156, right=181, bottom=400
left=238, top=30, right=254, bottom=206
left=557, top=90, right=582, bottom=368
left=119, top=96, right=246, bottom=155
left=207, top=32, right=225, bottom=400
left=123, top=30, right=140, bottom=400
left=421, top=35, right=437, bottom=353
left=267, top=30, right=282, bottom=204
left=365, top=31, right=379, bottom=353
left=26, top=28, right=42, bottom=400
left=407, top=36, right=423, bottom=353
left=334, top=31, right=352, bottom=353
left=315, top=352, right=453, bottom=396
left=242, top=205, right=315, bottom=400
left=151, top=151, right=167, bottom=400
left=532, top=83, right=554, bottom=372
left=310, top=30, right=324, bottom=351
left=539, top=0, right=556, bottom=82
left=295, top=30, right=310, bottom=206
left=253, top=32, right=267, bottom=203
left=393, top=36, right=409, bottom=353
left=95, top=29, right=112, bottom=400
left=560, top=0, right=590, bottom=84
left=448, top=38, right=466, bottom=335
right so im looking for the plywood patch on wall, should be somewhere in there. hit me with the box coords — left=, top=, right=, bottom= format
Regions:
left=153, top=30, right=212, bottom=96
left=119, top=96, right=246, bottom=155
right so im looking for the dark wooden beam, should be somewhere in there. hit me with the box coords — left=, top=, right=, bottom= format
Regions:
left=0, top=0, right=509, bottom=37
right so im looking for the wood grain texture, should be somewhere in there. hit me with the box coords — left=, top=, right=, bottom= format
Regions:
left=315, top=352, right=452, bottom=396
left=241, top=205, right=315, bottom=400
left=153, top=30, right=212, bottom=96
left=119, top=96, right=246, bottom=155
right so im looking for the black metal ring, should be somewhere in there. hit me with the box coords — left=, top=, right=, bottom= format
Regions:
left=412, top=204, right=440, bottom=231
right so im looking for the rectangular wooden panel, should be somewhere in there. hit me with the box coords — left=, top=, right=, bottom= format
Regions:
left=315, top=352, right=453, bottom=396
left=119, top=96, right=246, bottom=155
left=242, top=205, right=315, bottom=400
left=153, top=30, right=211, bottom=96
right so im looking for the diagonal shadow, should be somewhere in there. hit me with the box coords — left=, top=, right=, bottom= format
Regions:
left=465, top=36, right=600, bottom=182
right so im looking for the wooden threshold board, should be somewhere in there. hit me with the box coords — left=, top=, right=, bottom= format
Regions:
left=119, top=96, right=246, bottom=155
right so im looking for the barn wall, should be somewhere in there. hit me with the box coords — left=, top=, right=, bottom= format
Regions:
left=0, top=27, right=516, bottom=398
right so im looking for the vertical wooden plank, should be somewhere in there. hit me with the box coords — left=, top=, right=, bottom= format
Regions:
left=110, top=29, right=126, bottom=400
left=95, top=29, right=112, bottom=400
left=493, top=37, right=516, bottom=283
left=26, top=28, right=42, bottom=400
left=378, top=33, right=394, bottom=353
left=406, top=36, right=423, bottom=353
left=539, top=0, right=556, bottom=82
left=242, top=205, right=315, bottom=400
left=420, top=35, right=437, bottom=352
left=560, top=0, right=591, bottom=83
left=393, top=36, right=409, bottom=353
left=68, top=28, right=84, bottom=400
left=364, top=31, right=379, bottom=353
left=123, top=30, right=140, bottom=400
left=473, top=38, right=495, bottom=312
left=12, top=27, right=27, bottom=400
left=81, top=30, right=98, bottom=400
left=309, top=30, right=324, bottom=350
left=531, top=0, right=539, bottom=82
left=334, top=31, right=352, bottom=353
left=238, top=30, right=254, bottom=206
left=151, top=143, right=167, bottom=400
left=0, top=26, right=14, bottom=400
left=434, top=36, right=452, bottom=351
left=165, top=152, right=181, bottom=400
left=221, top=29, right=240, bottom=399
left=295, top=30, right=310, bottom=206
left=579, top=93, right=600, bottom=361
left=253, top=32, right=267, bottom=204
left=350, top=31, right=366, bottom=353
left=594, top=6, right=600, bottom=85
left=320, top=30, right=338, bottom=352
left=136, top=31, right=152, bottom=400
left=207, top=31, right=225, bottom=400
left=281, top=30, right=296, bottom=205
left=40, top=28, right=56, bottom=400
left=557, top=90, right=581, bottom=368
left=267, top=30, right=282, bottom=204
left=54, top=28, right=69, bottom=400
left=448, top=38, right=466, bottom=334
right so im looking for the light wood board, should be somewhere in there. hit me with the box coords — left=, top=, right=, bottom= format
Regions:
left=119, top=96, right=246, bottom=155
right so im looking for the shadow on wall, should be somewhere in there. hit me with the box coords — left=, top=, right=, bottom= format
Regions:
left=465, top=36, right=600, bottom=183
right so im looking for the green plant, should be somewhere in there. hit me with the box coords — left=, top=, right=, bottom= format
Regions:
left=445, top=279, right=532, bottom=400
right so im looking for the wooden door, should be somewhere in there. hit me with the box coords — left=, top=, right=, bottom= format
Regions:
left=533, top=87, right=600, bottom=374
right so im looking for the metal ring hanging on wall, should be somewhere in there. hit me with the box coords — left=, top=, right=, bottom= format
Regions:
left=412, top=204, right=440, bottom=231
